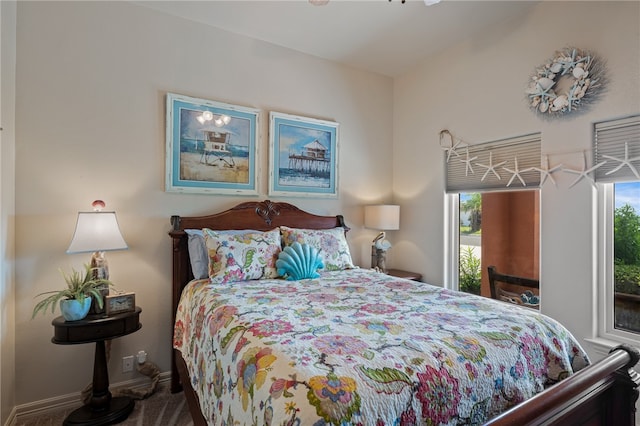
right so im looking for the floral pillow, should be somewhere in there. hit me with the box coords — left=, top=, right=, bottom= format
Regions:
left=279, top=226, right=355, bottom=271
left=203, top=228, right=282, bottom=284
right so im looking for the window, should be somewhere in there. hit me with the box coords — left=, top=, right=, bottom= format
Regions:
left=597, top=183, right=640, bottom=343
left=613, top=182, right=640, bottom=334
left=594, top=115, right=640, bottom=344
left=443, top=132, right=542, bottom=298
left=459, top=193, right=481, bottom=295
left=449, top=191, right=539, bottom=298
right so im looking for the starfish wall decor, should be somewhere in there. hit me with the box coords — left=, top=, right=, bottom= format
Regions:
left=525, top=155, right=563, bottom=188
left=563, top=151, right=607, bottom=188
left=476, top=152, right=506, bottom=182
left=441, top=129, right=639, bottom=190
left=440, top=129, right=465, bottom=163
left=459, top=148, right=478, bottom=176
left=503, top=157, right=527, bottom=187
left=603, top=142, right=640, bottom=179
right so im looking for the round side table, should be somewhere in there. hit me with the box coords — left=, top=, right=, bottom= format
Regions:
left=52, top=307, right=142, bottom=426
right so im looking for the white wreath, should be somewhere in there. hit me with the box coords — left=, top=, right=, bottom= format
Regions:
left=525, top=47, right=604, bottom=116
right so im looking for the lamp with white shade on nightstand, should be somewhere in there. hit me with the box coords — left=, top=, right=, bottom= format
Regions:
left=67, top=200, right=128, bottom=313
left=364, top=204, right=400, bottom=273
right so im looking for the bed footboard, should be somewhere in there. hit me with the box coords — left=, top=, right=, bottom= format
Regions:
left=486, top=345, right=640, bottom=425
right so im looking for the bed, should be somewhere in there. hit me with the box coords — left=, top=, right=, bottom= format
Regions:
left=169, top=200, right=640, bottom=425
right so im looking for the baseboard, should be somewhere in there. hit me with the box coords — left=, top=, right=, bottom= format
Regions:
left=4, top=406, right=17, bottom=426
left=9, top=370, right=172, bottom=424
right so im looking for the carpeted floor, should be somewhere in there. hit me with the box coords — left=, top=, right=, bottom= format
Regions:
left=16, top=383, right=193, bottom=426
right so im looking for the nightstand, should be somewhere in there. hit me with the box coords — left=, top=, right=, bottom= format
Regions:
left=52, top=307, right=142, bottom=426
left=387, top=269, right=422, bottom=282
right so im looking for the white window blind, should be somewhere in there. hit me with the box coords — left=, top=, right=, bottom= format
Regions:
left=446, top=133, right=541, bottom=193
left=594, top=115, right=640, bottom=183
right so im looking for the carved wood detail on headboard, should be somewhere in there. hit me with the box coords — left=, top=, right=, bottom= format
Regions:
left=255, top=199, right=281, bottom=225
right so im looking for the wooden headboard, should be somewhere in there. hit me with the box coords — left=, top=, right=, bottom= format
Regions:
left=168, top=199, right=347, bottom=392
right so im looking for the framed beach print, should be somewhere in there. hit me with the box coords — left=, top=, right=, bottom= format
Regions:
left=166, top=93, right=259, bottom=195
left=269, top=111, right=339, bottom=198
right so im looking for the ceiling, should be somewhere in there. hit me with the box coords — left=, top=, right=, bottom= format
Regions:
left=134, top=0, right=538, bottom=77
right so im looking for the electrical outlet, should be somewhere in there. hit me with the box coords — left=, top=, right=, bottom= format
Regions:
left=122, top=355, right=134, bottom=373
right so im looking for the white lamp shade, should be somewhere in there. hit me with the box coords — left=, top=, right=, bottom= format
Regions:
left=364, top=205, right=400, bottom=230
left=66, top=211, right=128, bottom=253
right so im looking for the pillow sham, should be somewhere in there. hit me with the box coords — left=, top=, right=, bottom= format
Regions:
left=185, top=229, right=266, bottom=280
left=279, top=226, right=355, bottom=271
left=203, top=228, right=282, bottom=284
left=185, top=229, right=209, bottom=280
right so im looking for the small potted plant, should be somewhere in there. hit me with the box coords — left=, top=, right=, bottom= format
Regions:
left=32, top=264, right=113, bottom=321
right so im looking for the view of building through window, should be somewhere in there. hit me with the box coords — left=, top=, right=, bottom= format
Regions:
left=458, top=191, right=540, bottom=301
left=614, top=182, right=640, bottom=334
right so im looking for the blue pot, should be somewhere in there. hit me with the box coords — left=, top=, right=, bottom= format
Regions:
left=60, top=297, right=91, bottom=321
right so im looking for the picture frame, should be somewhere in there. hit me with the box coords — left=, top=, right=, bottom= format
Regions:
left=105, top=292, right=135, bottom=316
left=269, top=111, right=339, bottom=198
left=166, top=93, right=259, bottom=195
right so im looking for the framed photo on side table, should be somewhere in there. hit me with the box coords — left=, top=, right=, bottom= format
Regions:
left=269, top=111, right=339, bottom=198
left=166, top=93, right=260, bottom=195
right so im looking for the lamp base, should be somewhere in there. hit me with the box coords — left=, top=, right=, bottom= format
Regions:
left=90, top=251, right=109, bottom=280
left=371, top=246, right=388, bottom=273
left=89, top=251, right=109, bottom=315
left=370, top=246, right=378, bottom=269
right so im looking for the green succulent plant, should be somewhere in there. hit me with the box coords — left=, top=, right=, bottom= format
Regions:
left=32, top=264, right=113, bottom=319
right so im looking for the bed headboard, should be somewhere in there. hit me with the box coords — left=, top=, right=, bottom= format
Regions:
left=168, top=199, right=347, bottom=392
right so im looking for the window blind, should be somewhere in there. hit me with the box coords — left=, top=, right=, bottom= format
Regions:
left=446, top=133, right=541, bottom=193
left=594, top=115, right=640, bottom=183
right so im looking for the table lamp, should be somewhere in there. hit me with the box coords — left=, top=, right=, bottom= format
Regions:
left=67, top=200, right=128, bottom=312
left=364, top=205, right=400, bottom=273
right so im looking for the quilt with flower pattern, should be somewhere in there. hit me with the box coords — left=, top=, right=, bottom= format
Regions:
left=173, top=269, right=589, bottom=426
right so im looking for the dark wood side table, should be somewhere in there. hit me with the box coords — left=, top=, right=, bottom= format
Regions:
left=387, top=269, right=422, bottom=282
left=52, top=307, right=142, bottom=426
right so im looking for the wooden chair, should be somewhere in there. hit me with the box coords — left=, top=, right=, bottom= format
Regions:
left=487, top=265, right=540, bottom=309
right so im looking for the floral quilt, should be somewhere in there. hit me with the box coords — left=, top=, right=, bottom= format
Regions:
left=173, top=269, right=589, bottom=426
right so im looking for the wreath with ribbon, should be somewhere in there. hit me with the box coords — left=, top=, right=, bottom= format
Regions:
left=525, top=47, right=605, bottom=117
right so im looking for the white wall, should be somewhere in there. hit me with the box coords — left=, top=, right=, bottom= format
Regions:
left=13, top=1, right=393, bottom=405
left=393, top=0, right=640, bottom=360
left=1, top=1, right=17, bottom=423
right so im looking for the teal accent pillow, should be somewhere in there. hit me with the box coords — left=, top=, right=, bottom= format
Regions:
left=276, top=242, right=324, bottom=281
